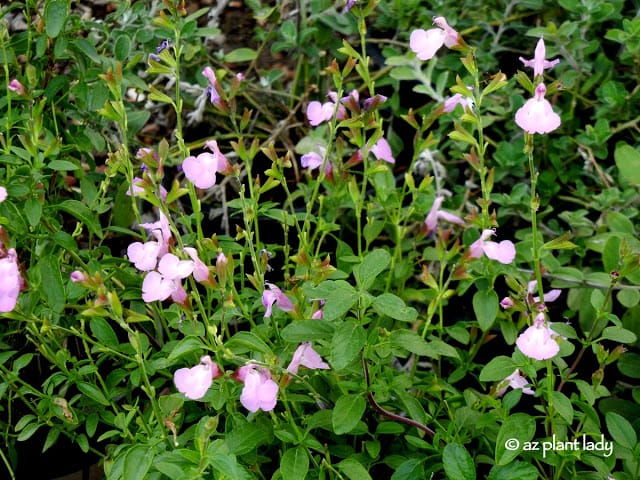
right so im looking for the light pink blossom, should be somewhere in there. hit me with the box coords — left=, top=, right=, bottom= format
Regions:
left=424, top=196, right=465, bottom=232
left=301, top=148, right=326, bottom=170
left=182, top=142, right=230, bottom=189
left=70, top=270, right=87, bottom=283
left=469, top=229, right=516, bottom=264
left=140, top=211, right=172, bottom=256
left=527, top=280, right=561, bottom=305
left=0, top=249, right=22, bottom=312
left=443, top=92, right=473, bottom=113
left=500, top=297, right=515, bottom=309
left=496, top=369, right=535, bottom=397
left=184, top=247, right=212, bottom=284
left=127, top=241, right=161, bottom=271
left=409, top=17, right=459, bottom=61
left=174, top=355, right=220, bottom=400
left=516, top=312, right=560, bottom=360
left=141, top=253, right=193, bottom=303
left=307, top=101, right=335, bottom=126
left=519, top=38, right=559, bottom=78
left=286, top=342, right=330, bottom=375
left=0, top=186, right=7, bottom=203
left=262, top=282, right=294, bottom=317
left=239, top=365, right=279, bottom=412
left=202, top=66, right=222, bottom=105
left=371, top=138, right=395, bottom=164
left=8, top=79, right=25, bottom=95
left=515, top=83, right=561, bottom=135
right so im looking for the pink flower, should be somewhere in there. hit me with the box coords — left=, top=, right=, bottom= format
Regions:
left=238, top=365, right=279, bottom=412
left=500, top=297, right=515, bottom=309
left=70, top=270, right=88, bottom=283
left=182, top=143, right=230, bottom=189
left=0, top=249, right=22, bottom=312
left=127, top=241, right=161, bottom=271
left=371, top=138, right=395, bottom=164
left=301, top=147, right=326, bottom=170
left=516, top=313, right=560, bottom=360
left=286, top=342, right=330, bottom=375
left=409, top=16, right=459, bottom=61
left=0, top=186, right=7, bottom=203
left=443, top=93, right=472, bottom=113
left=184, top=247, right=213, bottom=284
left=307, top=101, right=335, bottom=126
left=519, top=38, right=559, bottom=78
left=469, top=229, right=516, bottom=264
left=140, top=211, right=172, bottom=256
left=515, top=83, right=561, bottom=135
left=262, top=282, right=294, bottom=317
left=174, top=355, right=220, bottom=400
left=8, top=79, right=25, bottom=95
left=202, top=66, right=222, bottom=105
left=527, top=280, right=561, bottom=305
left=424, top=196, right=465, bottom=232
left=141, top=253, right=194, bottom=303
left=126, top=176, right=168, bottom=201
left=496, top=369, right=535, bottom=397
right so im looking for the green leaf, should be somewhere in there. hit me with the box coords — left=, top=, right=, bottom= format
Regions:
left=224, top=48, right=258, bottom=63
left=330, top=321, right=366, bottom=370
left=479, top=356, right=517, bottom=382
left=487, top=462, right=538, bottom=480
left=337, top=458, right=372, bottom=480
left=618, top=352, right=640, bottom=379
left=114, top=35, right=131, bottom=62
left=390, top=330, right=432, bottom=356
left=47, top=160, right=80, bottom=171
left=225, top=419, right=272, bottom=455
left=280, top=320, right=335, bottom=342
left=443, top=443, right=476, bottom=480
left=56, top=200, right=103, bottom=239
left=332, top=394, right=366, bottom=435
left=617, top=288, right=639, bottom=308
left=600, top=326, right=637, bottom=344
left=542, top=232, right=577, bottom=250
left=606, top=411, right=637, bottom=449
left=353, top=249, right=391, bottom=291
left=39, top=255, right=65, bottom=313
left=77, top=382, right=110, bottom=406
left=372, top=293, right=418, bottom=322
left=550, top=391, right=574, bottom=424
left=90, top=317, right=119, bottom=346
left=280, top=446, right=309, bottom=480
left=304, top=280, right=358, bottom=321
left=614, top=143, right=640, bottom=185
left=226, top=331, right=273, bottom=356
left=473, top=289, right=499, bottom=331
left=167, top=337, right=206, bottom=363
left=123, top=445, right=154, bottom=480
left=45, top=0, right=68, bottom=38
left=24, top=197, right=42, bottom=227
left=495, top=413, right=536, bottom=465
left=17, top=422, right=41, bottom=442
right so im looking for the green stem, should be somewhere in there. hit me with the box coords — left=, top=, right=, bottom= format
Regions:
left=527, top=147, right=546, bottom=304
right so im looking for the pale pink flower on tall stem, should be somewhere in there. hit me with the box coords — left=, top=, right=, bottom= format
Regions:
left=0, top=186, right=7, bottom=203
left=301, top=147, right=326, bottom=170
left=370, top=138, right=395, bottom=164
left=127, top=241, right=161, bottom=271
left=237, top=365, right=279, bottom=412
left=202, top=66, right=222, bottom=106
left=182, top=141, right=230, bottom=189
left=469, top=229, right=516, bottom=264
left=8, top=79, right=25, bottom=95
left=184, top=247, right=213, bottom=284
left=515, top=83, right=561, bottom=135
left=141, top=253, right=194, bottom=303
left=140, top=211, right=172, bottom=256
left=286, top=342, right=330, bottom=375
left=519, top=38, right=559, bottom=78
left=0, top=249, right=23, bottom=312
left=516, top=312, right=560, bottom=360
left=409, top=16, right=459, bottom=61
left=424, top=196, right=465, bottom=233
left=174, top=355, right=220, bottom=400
left=262, top=282, right=294, bottom=317
left=496, top=369, right=535, bottom=397
left=306, top=91, right=345, bottom=126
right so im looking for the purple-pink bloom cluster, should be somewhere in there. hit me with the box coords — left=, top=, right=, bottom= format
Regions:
left=468, top=229, right=516, bottom=264
left=182, top=140, right=231, bottom=189
left=409, top=17, right=459, bottom=61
